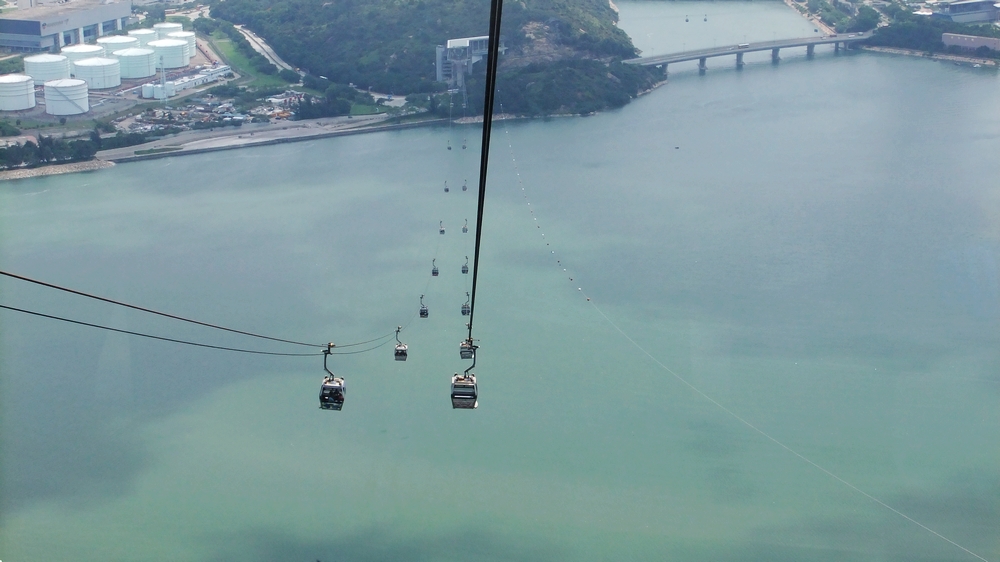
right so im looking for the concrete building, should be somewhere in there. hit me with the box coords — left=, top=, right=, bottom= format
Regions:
left=0, top=0, right=132, bottom=52
left=942, top=32, right=1000, bottom=50
left=435, top=36, right=505, bottom=89
left=931, top=0, right=999, bottom=22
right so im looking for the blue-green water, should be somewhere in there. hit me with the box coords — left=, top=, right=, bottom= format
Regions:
left=2, top=3, right=999, bottom=560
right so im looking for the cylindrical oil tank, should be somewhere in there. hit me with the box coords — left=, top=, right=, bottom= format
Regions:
left=72, top=57, right=121, bottom=89
left=96, top=35, right=139, bottom=52
left=147, top=39, right=189, bottom=69
left=128, top=28, right=158, bottom=46
left=24, top=54, right=70, bottom=82
left=166, top=31, right=196, bottom=60
left=152, top=22, right=183, bottom=40
left=141, top=83, right=154, bottom=98
left=44, top=78, right=89, bottom=115
left=113, top=48, right=157, bottom=78
left=61, top=44, right=106, bottom=65
left=0, top=74, right=36, bottom=111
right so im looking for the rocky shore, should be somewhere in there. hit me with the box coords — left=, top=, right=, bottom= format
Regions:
left=0, top=160, right=115, bottom=182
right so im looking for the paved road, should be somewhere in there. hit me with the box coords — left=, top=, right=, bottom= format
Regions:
left=625, top=31, right=873, bottom=66
left=235, top=25, right=297, bottom=72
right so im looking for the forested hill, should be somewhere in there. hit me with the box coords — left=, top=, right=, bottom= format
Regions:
left=209, top=0, right=658, bottom=115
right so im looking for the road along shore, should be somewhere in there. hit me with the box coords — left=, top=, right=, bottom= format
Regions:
left=97, top=115, right=447, bottom=164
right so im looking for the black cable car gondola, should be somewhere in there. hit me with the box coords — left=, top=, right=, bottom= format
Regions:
left=461, top=292, right=471, bottom=316
left=460, top=338, right=476, bottom=359
left=419, top=294, right=429, bottom=318
left=432, top=258, right=439, bottom=277
left=394, top=326, right=408, bottom=361
left=451, top=355, right=478, bottom=409
left=319, top=344, right=345, bottom=411
left=462, top=219, right=468, bottom=233
left=462, top=180, right=468, bottom=191
left=462, top=256, right=469, bottom=274
left=444, top=181, right=449, bottom=193
left=439, top=221, right=445, bottom=235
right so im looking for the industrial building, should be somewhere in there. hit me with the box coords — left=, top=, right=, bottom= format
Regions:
left=435, top=36, right=505, bottom=89
left=0, top=0, right=132, bottom=52
left=931, top=0, right=999, bottom=22
left=942, top=32, right=1000, bottom=50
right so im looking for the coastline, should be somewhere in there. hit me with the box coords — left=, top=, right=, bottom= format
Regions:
left=860, top=45, right=998, bottom=66
left=96, top=115, right=448, bottom=164
left=0, top=160, right=115, bottom=181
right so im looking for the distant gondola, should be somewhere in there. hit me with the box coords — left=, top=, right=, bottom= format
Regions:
left=420, top=295, right=429, bottom=318
left=394, top=326, right=408, bottom=361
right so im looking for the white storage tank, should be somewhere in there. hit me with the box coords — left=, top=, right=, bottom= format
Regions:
left=72, top=57, right=121, bottom=89
left=113, top=48, right=157, bottom=78
left=61, top=44, right=106, bottom=65
left=147, top=39, right=189, bottom=69
left=152, top=22, right=183, bottom=40
left=0, top=74, right=36, bottom=111
left=141, top=83, right=154, bottom=98
left=167, top=31, right=196, bottom=60
left=128, top=28, right=158, bottom=46
left=44, top=78, right=89, bottom=115
left=24, top=54, right=71, bottom=82
left=97, top=35, right=139, bottom=52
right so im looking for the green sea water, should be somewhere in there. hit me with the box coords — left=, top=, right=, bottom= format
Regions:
left=2, top=3, right=999, bottom=560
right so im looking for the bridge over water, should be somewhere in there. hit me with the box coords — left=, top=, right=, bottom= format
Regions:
left=623, top=32, right=873, bottom=74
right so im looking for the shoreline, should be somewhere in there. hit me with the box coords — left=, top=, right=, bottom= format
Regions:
left=860, top=45, right=998, bottom=66
left=96, top=115, right=449, bottom=164
left=0, top=160, right=115, bottom=181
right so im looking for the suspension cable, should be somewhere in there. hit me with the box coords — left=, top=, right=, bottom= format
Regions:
left=467, top=0, right=504, bottom=342
left=0, top=304, right=322, bottom=356
left=0, top=269, right=325, bottom=348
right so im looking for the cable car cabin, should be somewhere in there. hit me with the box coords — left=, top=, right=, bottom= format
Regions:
left=462, top=181, right=468, bottom=191
left=462, top=264, right=469, bottom=274
left=444, top=182, right=450, bottom=193
left=420, top=295, right=429, bottom=318
left=319, top=376, right=346, bottom=411
left=439, top=221, right=445, bottom=235
left=462, top=220, right=469, bottom=233
left=460, top=340, right=475, bottom=359
left=451, top=373, right=478, bottom=409
left=461, top=303, right=470, bottom=316
left=432, top=264, right=439, bottom=276
left=394, top=343, right=408, bottom=361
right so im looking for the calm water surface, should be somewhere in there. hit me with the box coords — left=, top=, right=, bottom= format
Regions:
left=2, top=2, right=999, bottom=560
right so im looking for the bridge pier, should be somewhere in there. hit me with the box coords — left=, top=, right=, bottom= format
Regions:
left=807, top=44, right=815, bottom=57
left=736, top=52, right=744, bottom=69
left=835, top=42, right=840, bottom=53
left=771, top=48, right=780, bottom=64
left=699, top=57, right=707, bottom=74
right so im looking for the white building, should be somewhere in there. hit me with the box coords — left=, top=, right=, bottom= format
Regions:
left=0, top=0, right=132, bottom=52
left=435, top=36, right=505, bottom=89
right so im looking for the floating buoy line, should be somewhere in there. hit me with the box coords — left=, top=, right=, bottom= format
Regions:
left=492, top=98, right=992, bottom=562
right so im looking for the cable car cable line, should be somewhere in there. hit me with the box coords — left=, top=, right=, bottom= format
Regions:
left=466, top=0, right=504, bottom=344
left=0, top=269, right=404, bottom=351
left=0, top=269, right=325, bottom=348
left=0, top=304, right=323, bottom=357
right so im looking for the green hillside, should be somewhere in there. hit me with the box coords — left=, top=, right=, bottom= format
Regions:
left=208, top=0, right=657, bottom=115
